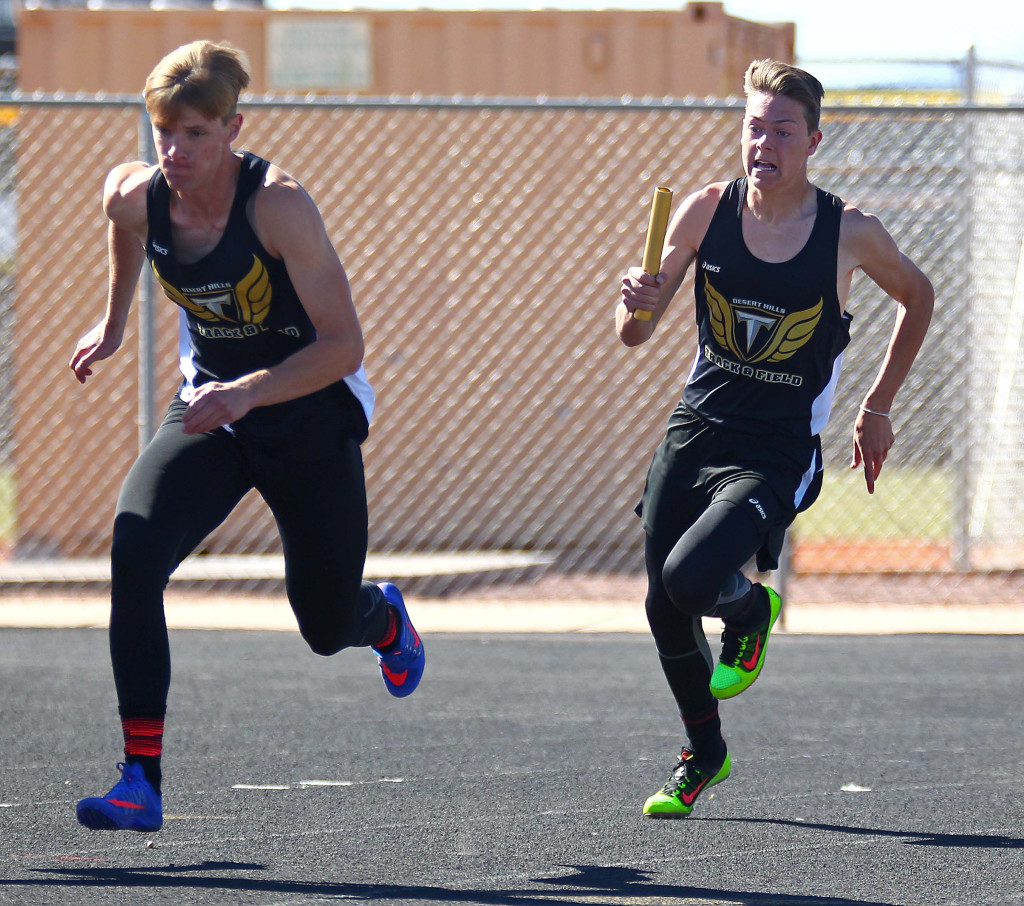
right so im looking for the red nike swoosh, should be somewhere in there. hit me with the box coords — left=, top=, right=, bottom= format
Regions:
left=381, top=664, right=409, bottom=685
left=680, top=778, right=708, bottom=806
left=107, top=799, right=145, bottom=809
left=740, top=636, right=763, bottom=671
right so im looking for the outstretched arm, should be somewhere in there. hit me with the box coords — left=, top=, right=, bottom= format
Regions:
left=843, top=209, right=934, bottom=493
left=70, top=163, right=151, bottom=383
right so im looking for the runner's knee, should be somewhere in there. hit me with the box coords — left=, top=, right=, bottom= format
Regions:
left=661, top=499, right=758, bottom=616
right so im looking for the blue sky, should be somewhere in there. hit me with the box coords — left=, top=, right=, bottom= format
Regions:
left=264, top=0, right=1024, bottom=64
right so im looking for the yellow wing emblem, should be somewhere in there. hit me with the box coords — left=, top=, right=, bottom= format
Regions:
left=705, top=279, right=737, bottom=355
left=751, top=297, right=822, bottom=363
left=236, top=255, right=272, bottom=325
left=152, top=262, right=220, bottom=322
left=705, top=276, right=822, bottom=363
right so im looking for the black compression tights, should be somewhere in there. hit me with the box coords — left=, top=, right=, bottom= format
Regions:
left=109, top=405, right=388, bottom=719
left=644, top=497, right=766, bottom=723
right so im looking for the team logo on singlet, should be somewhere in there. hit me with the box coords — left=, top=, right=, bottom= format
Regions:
left=153, top=255, right=272, bottom=327
left=705, top=277, right=822, bottom=364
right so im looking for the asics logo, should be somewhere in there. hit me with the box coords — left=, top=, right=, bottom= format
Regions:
left=748, top=498, right=767, bottom=520
left=107, top=799, right=145, bottom=809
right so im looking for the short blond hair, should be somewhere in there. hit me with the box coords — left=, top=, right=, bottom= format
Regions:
left=144, top=40, right=250, bottom=124
left=744, top=59, right=825, bottom=132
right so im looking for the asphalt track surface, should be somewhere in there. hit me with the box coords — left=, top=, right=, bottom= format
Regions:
left=1, top=628, right=1021, bottom=906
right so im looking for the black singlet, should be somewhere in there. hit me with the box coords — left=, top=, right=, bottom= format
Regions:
left=145, top=152, right=373, bottom=442
left=683, top=177, right=852, bottom=439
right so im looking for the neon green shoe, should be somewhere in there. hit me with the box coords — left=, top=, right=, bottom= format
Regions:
left=710, top=586, right=782, bottom=700
left=642, top=748, right=731, bottom=819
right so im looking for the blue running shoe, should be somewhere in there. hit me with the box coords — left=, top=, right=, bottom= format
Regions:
left=76, top=762, right=163, bottom=832
left=372, top=583, right=424, bottom=697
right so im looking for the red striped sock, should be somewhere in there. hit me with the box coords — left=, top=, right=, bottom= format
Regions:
left=121, top=717, right=164, bottom=759
left=375, top=606, right=399, bottom=651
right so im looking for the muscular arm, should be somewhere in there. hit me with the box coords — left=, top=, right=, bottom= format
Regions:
left=70, top=163, right=151, bottom=383
left=181, top=171, right=365, bottom=434
left=841, top=208, right=934, bottom=492
left=616, top=185, right=722, bottom=346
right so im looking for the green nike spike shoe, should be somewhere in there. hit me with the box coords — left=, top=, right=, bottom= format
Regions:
left=710, top=585, right=782, bottom=700
left=642, top=748, right=731, bottom=819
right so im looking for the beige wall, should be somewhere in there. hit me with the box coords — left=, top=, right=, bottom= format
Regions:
left=11, top=103, right=728, bottom=559
left=17, top=3, right=794, bottom=97
left=9, top=3, right=793, bottom=558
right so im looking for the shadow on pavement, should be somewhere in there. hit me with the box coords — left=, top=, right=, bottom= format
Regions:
left=2, top=859, right=906, bottom=905
left=706, top=816, right=1024, bottom=849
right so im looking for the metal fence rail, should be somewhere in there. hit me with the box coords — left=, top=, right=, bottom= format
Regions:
left=1, top=98, right=1021, bottom=596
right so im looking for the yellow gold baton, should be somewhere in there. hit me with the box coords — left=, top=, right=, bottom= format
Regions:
left=634, top=186, right=673, bottom=322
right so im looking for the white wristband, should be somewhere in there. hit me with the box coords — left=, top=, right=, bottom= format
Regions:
left=859, top=405, right=890, bottom=418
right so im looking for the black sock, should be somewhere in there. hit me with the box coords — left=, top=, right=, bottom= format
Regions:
left=374, top=606, right=401, bottom=652
left=127, top=754, right=162, bottom=795
left=683, top=704, right=727, bottom=766
left=725, top=584, right=770, bottom=632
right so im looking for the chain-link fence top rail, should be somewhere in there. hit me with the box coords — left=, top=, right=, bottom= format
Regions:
left=2, top=99, right=1022, bottom=577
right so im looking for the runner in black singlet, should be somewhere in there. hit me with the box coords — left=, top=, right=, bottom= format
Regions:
left=617, top=59, right=934, bottom=818
left=69, top=41, right=424, bottom=833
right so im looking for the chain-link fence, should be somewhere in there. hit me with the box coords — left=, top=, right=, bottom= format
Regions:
left=802, top=50, right=1024, bottom=104
left=0, top=97, right=1021, bottom=599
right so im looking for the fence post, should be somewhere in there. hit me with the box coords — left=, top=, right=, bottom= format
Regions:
left=963, top=45, right=976, bottom=105
left=951, top=106, right=973, bottom=570
left=137, top=107, right=156, bottom=451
